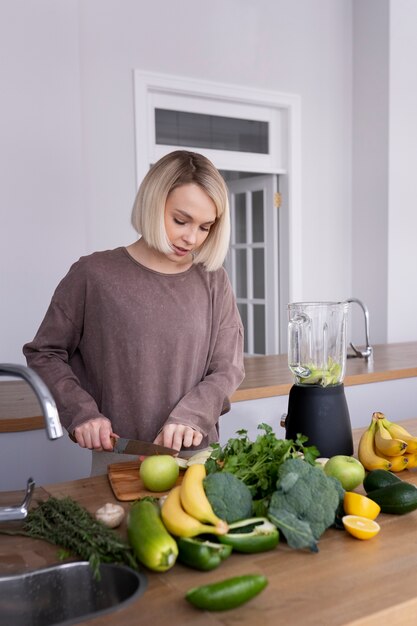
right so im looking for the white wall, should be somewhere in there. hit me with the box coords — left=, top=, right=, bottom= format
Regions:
left=2, top=0, right=417, bottom=365
left=0, top=431, right=91, bottom=491
left=352, top=0, right=389, bottom=345
left=1, top=1, right=417, bottom=489
left=1, top=0, right=353, bottom=365
left=0, top=0, right=87, bottom=361
left=351, top=0, right=417, bottom=345
left=388, top=0, right=417, bottom=342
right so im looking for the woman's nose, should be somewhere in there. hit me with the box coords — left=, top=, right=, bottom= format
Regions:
left=183, top=226, right=198, bottom=244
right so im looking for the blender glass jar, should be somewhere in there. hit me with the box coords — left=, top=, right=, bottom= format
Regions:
left=288, top=301, right=350, bottom=387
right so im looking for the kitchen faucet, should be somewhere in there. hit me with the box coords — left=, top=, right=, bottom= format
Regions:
left=346, top=298, right=373, bottom=359
left=0, top=363, right=63, bottom=521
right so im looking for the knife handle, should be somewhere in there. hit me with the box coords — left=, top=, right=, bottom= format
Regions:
left=69, top=431, right=117, bottom=451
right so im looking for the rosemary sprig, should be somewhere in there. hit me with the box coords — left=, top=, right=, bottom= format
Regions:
left=1, top=497, right=137, bottom=577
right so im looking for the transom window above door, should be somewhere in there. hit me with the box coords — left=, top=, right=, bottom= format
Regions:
left=143, top=88, right=285, bottom=175
left=155, top=109, right=269, bottom=154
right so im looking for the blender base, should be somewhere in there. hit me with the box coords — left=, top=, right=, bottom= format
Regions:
left=284, top=383, right=354, bottom=457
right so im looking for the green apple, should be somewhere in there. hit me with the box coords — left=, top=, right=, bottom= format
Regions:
left=139, top=455, right=179, bottom=492
left=324, top=455, right=365, bottom=490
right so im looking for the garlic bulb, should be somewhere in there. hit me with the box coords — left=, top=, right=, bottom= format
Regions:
left=95, top=503, right=125, bottom=528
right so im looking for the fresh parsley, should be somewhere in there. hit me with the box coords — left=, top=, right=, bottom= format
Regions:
left=205, top=423, right=319, bottom=516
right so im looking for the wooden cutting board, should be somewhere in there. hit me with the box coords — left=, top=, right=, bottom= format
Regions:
left=107, top=459, right=183, bottom=501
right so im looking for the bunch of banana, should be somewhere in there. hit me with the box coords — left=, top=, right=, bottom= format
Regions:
left=161, top=463, right=229, bottom=538
left=379, top=413, right=417, bottom=469
left=358, top=411, right=417, bottom=472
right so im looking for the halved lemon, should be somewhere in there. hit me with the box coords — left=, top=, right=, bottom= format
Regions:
left=342, top=515, right=381, bottom=540
left=343, top=491, right=381, bottom=520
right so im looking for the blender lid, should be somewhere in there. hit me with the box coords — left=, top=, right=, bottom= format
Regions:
left=288, top=301, right=350, bottom=307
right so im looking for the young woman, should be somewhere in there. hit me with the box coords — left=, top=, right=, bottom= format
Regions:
left=23, top=150, right=244, bottom=474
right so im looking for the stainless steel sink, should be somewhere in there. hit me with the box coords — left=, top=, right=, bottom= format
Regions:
left=0, top=561, right=147, bottom=625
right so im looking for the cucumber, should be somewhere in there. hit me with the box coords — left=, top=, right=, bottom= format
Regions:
left=128, top=497, right=178, bottom=571
left=367, top=482, right=417, bottom=515
left=363, top=469, right=402, bottom=493
left=186, top=574, right=268, bottom=611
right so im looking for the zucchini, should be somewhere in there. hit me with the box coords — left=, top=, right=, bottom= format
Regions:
left=128, top=497, right=178, bottom=571
left=367, top=482, right=417, bottom=515
left=186, top=574, right=268, bottom=611
left=363, top=469, right=402, bottom=493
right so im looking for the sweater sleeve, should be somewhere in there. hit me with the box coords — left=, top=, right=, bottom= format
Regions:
left=23, top=266, right=106, bottom=434
left=165, top=272, right=245, bottom=436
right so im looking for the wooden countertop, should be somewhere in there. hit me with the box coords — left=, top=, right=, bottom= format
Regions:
left=3, top=418, right=417, bottom=625
left=1, top=342, right=416, bottom=433
left=232, top=341, right=417, bottom=402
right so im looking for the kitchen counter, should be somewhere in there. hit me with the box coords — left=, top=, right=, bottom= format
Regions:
left=1, top=342, right=417, bottom=432
left=232, top=341, right=417, bottom=402
left=3, top=419, right=417, bottom=625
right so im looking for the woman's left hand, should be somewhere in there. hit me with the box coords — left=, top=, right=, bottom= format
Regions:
left=154, top=423, right=203, bottom=452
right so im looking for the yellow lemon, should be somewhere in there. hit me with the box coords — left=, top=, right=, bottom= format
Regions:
left=342, top=515, right=381, bottom=540
left=343, top=492, right=381, bottom=520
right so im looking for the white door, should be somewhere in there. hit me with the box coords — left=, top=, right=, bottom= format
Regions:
left=225, top=175, right=280, bottom=355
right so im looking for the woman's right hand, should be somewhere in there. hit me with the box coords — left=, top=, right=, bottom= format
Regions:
left=72, top=417, right=116, bottom=451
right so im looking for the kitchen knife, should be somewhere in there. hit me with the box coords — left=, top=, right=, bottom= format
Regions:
left=111, top=437, right=178, bottom=457
left=69, top=432, right=178, bottom=456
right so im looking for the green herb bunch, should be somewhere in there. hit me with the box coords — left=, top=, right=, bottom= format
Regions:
left=2, top=497, right=137, bottom=577
left=205, top=423, right=319, bottom=516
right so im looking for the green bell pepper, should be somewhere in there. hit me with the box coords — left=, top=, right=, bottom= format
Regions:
left=218, top=517, right=279, bottom=553
left=176, top=536, right=232, bottom=571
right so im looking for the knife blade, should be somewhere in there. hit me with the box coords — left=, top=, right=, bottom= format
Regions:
left=69, top=432, right=178, bottom=456
left=111, top=437, right=178, bottom=457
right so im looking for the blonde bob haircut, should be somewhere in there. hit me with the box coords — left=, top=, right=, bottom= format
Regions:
left=131, top=150, right=230, bottom=271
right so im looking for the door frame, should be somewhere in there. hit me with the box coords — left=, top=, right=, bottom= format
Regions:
left=133, top=69, right=302, bottom=304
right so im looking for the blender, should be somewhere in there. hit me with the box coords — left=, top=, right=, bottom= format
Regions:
left=282, top=301, right=353, bottom=457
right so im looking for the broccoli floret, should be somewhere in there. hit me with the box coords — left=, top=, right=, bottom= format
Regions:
left=203, top=471, right=253, bottom=523
left=267, top=457, right=341, bottom=551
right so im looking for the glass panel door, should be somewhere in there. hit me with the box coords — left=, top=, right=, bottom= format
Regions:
left=225, top=174, right=279, bottom=355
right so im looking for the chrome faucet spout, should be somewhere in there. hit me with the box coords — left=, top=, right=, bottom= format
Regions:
left=0, top=364, right=63, bottom=439
left=0, top=364, right=63, bottom=521
left=0, top=478, right=35, bottom=521
left=346, top=298, right=373, bottom=359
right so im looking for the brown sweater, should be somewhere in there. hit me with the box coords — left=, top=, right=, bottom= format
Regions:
left=23, top=247, right=245, bottom=449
